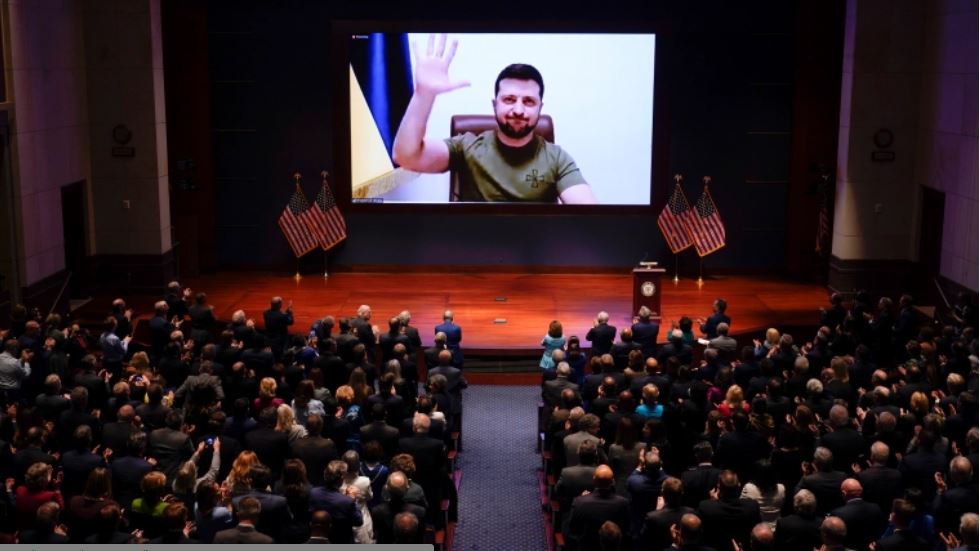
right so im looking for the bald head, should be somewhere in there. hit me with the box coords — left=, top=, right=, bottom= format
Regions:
left=677, top=513, right=702, bottom=544
left=117, top=404, right=136, bottom=423
left=751, top=523, right=774, bottom=550
left=438, top=349, right=453, bottom=366
left=841, top=478, right=862, bottom=500
left=821, top=516, right=847, bottom=546
left=594, top=465, right=614, bottom=489
left=950, top=456, right=973, bottom=484
left=870, top=441, right=890, bottom=464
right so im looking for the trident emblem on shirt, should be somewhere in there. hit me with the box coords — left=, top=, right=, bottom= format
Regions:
left=524, top=169, right=542, bottom=189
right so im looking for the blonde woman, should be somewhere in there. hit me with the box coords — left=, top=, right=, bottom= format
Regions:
left=753, top=328, right=780, bottom=359
left=253, top=377, right=284, bottom=413
left=275, top=403, right=308, bottom=442
left=717, top=385, right=749, bottom=419
left=172, top=439, right=221, bottom=512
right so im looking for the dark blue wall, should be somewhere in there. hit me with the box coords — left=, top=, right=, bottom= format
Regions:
left=203, top=1, right=806, bottom=272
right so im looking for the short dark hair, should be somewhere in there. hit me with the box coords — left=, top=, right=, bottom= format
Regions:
left=495, top=63, right=544, bottom=99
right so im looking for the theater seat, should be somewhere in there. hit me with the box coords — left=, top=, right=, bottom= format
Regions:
left=448, top=114, right=555, bottom=202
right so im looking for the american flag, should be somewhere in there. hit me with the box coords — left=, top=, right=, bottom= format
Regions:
left=278, top=186, right=319, bottom=257
left=310, top=176, right=347, bottom=251
left=684, top=185, right=726, bottom=257
left=658, top=181, right=694, bottom=253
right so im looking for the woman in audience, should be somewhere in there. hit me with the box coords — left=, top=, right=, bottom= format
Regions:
left=340, top=450, right=374, bottom=544
left=717, top=384, right=749, bottom=419
left=336, top=385, right=364, bottom=451
left=677, top=316, right=695, bottom=345
left=635, top=384, right=663, bottom=420
left=15, top=462, right=64, bottom=532
left=754, top=327, right=781, bottom=360
left=608, top=417, right=644, bottom=495
left=292, top=379, right=326, bottom=428
left=131, top=472, right=169, bottom=517
left=707, top=366, right=735, bottom=405
left=566, top=336, right=587, bottom=387
left=740, top=459, right=784, bottom=529
left=277, top=459, right=313, bottom=543
left=253, top=377, right=284, bottom=414
left=225, top=450, right=260, bottom=496
left=172, top=439, right=222, bottom=515
left=66, top=467, right=117, bottom=543
left=275, top=403, right=308, bottom=442
left=348, top=367, right=373, bottom=406
left=540, top=320, right=565, bottom=371
left=360, top=440, right=390, bottom=509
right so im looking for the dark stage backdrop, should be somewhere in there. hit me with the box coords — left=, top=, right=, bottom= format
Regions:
left=169, top=0, right=841, bottom=274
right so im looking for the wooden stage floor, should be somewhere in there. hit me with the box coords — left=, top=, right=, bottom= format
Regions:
left=94, top=272, right=829, bottom=355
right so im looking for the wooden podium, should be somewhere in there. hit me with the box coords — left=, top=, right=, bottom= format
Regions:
left=632, top=265, right=666, bottom=321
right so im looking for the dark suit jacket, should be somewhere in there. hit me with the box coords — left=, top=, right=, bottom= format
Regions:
left=875, top=529, right=930, bottom=551
left=212, top=524, right=275, bottom=544
left=610, top=341, right=641, bottom=370
left=681, top=464, right=721, bottom=508
left=434, top=322, right=463, bottom=366
left=427, top=365, right=468, bottom=415
left=231, top=490, right=292, bottom=541
left=360, top=421, right=400, bottom=460
left=657, top=342, right=693, bottom=369
left=101, top=421, right=139, bottom=457
left=632, top=320, right=660, bottom=358
left=60, top=449, right=106, bottom=498
left=774, top=513, right=822, bottom=551
left=643, top=505, right=695, bottom=551
left=585, top=323, right=617, bottom=356
left=795, top=470, right=847, bottom=515
left=244, top=427, right=290, bottom=476
left=290, top=435, right=337, bottom=487
left=819, top=427, right=866, bottom=473
left=543, top=377, right=580, bottom=408
left=148, top=315, right=174, bottom=359
left=554, top=464, right=596, bottom=520
left=830, top=498, right=886, bottom=549
left=263, top=308, right=294, bottom=351
left=370, top=499, right=427, bottom=544
left=110, top=455, right=154, bottom=507
left=858, top=465, right=904, bottom=515
left=148, top=427, right=193, bottom=483
left=308, top=487, right=363, bottom=544
left=566, top=488, right=631, bottom=551
left=700, top=313, right=731, bottom=339
left=899, top=449, right=947, bottom=501
left=397, top=434, right=446, bottom=512
left=379, top=332, right=412, bottom=362
left=697, top=496, right=762, bottom=550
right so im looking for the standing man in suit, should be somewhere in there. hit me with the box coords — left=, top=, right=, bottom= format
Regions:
left=632, top=306, right=660, bottom=359
left=774, top=490, right=822, bottom=551
left=110, top=298, right=133, bottom=338
left=164, top=281, right=191, bottom=320
left=856, top=441, right=903, bottom=515
left=188, top=292, right=216, bottom=348
left=435, top=310, right=463, bottom=368
left=565, top=465, right=631, bottom=551
left=148, top=301, right=175, bottom=363
left=829, top=478, right=885, bottom=550
left=707, top=323, right=738, bottom=361
left=148, top=409, right=194, bottom=484
left=263, top=296, right=293, bottom=359
left=309, top=460, right=364, bottom=544
left=398, top=310, right=422, bottom=353
left=213, top=496, right=274, bottom=543
left=351, top=305, right=378, bottom=362
left=698, top=298, right=731, bottom=339
left=586, top=311, right=617, bottom=358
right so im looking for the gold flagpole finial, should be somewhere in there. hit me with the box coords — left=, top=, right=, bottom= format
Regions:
left=673, top=174, right=683, bottom=183
left=320, top=170, right=329, bottom=181
left=293, top=172, right=302, bottom=186
left=702, top=176, right=712, bottom=187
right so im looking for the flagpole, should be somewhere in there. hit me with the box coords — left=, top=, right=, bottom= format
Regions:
left=673, top=253, right=679, bottom=284
left=293, top=171, right=303, bottom=281
left=321, top=171, right=330, bottom=279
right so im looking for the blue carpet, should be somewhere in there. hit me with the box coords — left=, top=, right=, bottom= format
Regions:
left=452, top=385, right=547, bottom=551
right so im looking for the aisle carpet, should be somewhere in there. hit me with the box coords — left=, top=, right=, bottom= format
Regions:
left=451, top=385, right=547, bottom=551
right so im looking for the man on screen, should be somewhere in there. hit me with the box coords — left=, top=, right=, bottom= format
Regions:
left=392, top=34, right=598, bottom=204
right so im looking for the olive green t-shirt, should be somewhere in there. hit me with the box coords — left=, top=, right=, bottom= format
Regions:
left=445, top=130, right=586, bottom=202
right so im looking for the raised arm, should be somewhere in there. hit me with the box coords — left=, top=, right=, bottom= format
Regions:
left=391, top=34, right=469, bottom=173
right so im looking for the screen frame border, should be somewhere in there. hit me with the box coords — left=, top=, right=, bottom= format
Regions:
left=329, top=19, right=671, bottom=215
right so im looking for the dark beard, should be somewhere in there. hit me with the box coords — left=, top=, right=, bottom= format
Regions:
left=496, top=116, right=537, bottom=139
